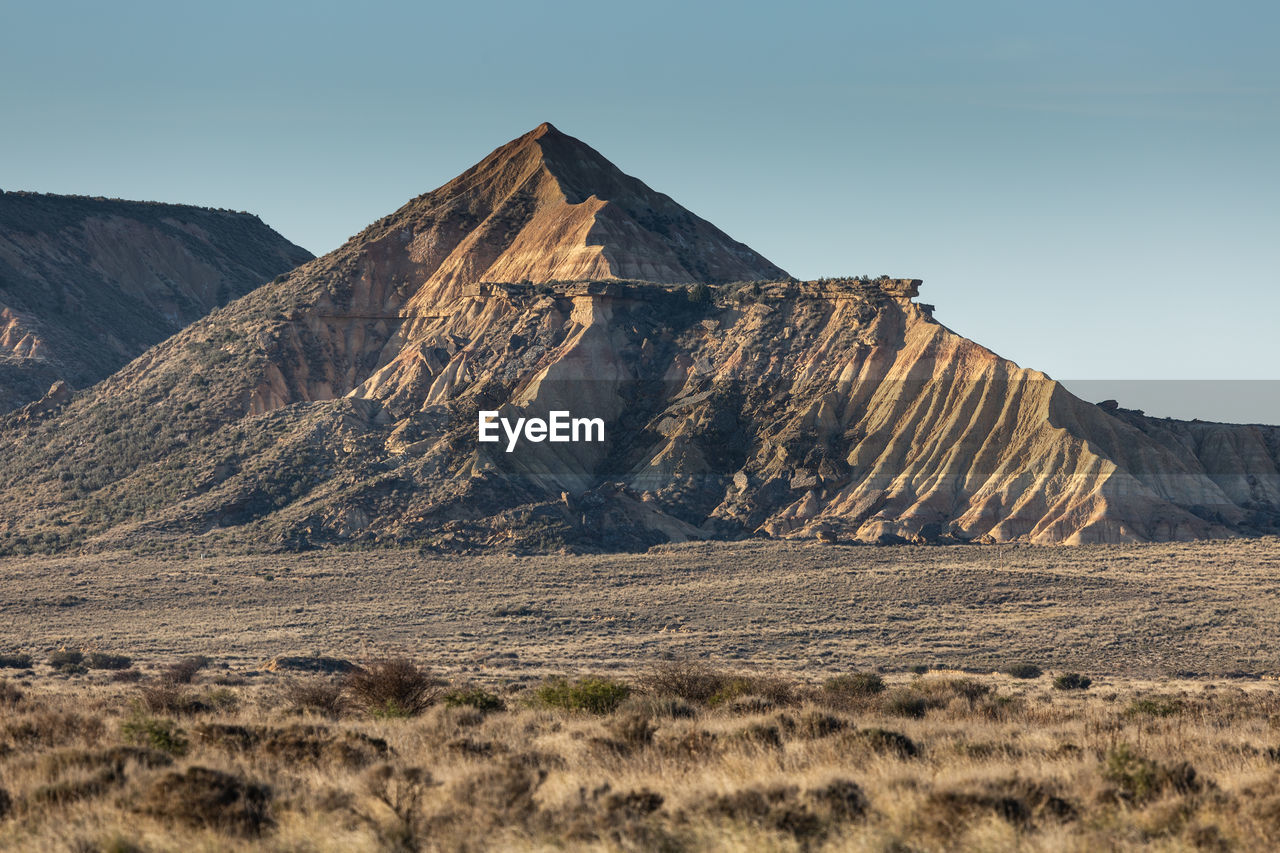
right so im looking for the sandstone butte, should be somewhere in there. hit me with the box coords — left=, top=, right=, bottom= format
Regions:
left=0, top=123, right=1276, bottom=553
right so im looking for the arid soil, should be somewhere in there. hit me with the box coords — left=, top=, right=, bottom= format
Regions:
left=3, top=539, right=1278, bottom=678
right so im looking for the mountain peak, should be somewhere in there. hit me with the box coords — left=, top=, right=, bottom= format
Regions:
left=396, top=125, right=789, bottom=289
left=528, top=121, right=560, bottom=139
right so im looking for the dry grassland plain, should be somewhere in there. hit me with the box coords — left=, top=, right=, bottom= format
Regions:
left=2, top=539, right=1278, bottom=675
left=2, top=538, right=1280, bottom=851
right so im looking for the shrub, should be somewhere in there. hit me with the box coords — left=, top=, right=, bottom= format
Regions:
left=639, top=659, right=730, bottom=704
left=139, top=767, right=272, bottom=836
left=30, top=768, right=121, bottom=807
left=687, top=283, right=712, bottom=305
left=86, top=652, right=133, bottom=670
left=624, top=694, right=697, bottom=719
left=163, top=656, right=211, bottom=684
left=796, top=711, right=848, bottom=739
left=1125, top=695, right=1184, bottom=718
left=139, top=682, right=206, bottom=715
left=607, top=713, right=657, bottom=750
left=344, top=658, right=441, bottom=718
left=3, top=709, right=104, bottom=747
left=121, top=714, right=188, bottom=756
left=881, top=689, right=928, bottom=719
left=1053, top=673, right=1092, bottom=691
left=708, top=674, right=796, bottom=708
left=536, top=677, right=631, bottom=714
left=852, top=727, right=919, bottom=758
left=823, top=672, right=885, bottom=701
left=443, top=688, right=505, bottom=712
left=49, top=649, right=84, bottom=670
left=913, top=678, right=991, bottom=708
left=1103, top=744, right=1203, bottom=803
left=1004, top=664, right=1043, bottom=679
left=0, top=653, right=32, bottom=669
left=282, top=678, right=346, bottom=717
left=807, top=778, right=869, bottom=822
left=0, top=679, right=22, bottom=708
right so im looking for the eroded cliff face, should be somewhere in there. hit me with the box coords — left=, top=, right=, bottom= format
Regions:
left=0, top=125, right=1275, bottom=553
left=0, top=191, right=312, bottom=412
left=309, top=276, right=1274, bottom=548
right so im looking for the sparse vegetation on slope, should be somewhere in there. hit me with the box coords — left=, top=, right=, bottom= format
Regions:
left=0, top=190, right=312, bottom=413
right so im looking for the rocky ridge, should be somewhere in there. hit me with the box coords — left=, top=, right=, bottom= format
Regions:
left=0, top=191, right=312, bottom=412
left=0, top=125, right=1275, bottom=553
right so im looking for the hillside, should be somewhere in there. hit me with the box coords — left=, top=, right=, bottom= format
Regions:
left=0, top=124, right=1275, bottom=554
left=0, top=191, right=312, bottom=412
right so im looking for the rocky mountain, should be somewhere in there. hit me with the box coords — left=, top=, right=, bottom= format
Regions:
left=0, top=191, right=312, bottom=412
left=0, top=123, right=1275, bottom=554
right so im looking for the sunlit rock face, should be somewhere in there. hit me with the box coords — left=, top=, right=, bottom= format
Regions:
left=1, top=125, right=1276, bottom=553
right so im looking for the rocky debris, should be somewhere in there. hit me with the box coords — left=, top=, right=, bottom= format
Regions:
left=7, top=379, right=71, bottom=426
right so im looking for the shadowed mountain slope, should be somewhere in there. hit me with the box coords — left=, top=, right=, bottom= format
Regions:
left=0, top=191, right=312, bottom=412
left=0, top=125, right=1275, bottom=553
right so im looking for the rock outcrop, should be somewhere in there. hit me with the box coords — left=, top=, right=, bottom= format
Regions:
left=0, top=125, right=1275, bottom=553
left=0, top=191, right=312, bottom=412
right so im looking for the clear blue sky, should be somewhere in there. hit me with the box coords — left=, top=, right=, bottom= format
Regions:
left=3, top=1, right=1277, bottom=420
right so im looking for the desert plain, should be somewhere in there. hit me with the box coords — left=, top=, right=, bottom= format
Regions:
left=3, top=539, right=1278, bottom=676
left=3, top=539, right=1280, bottom=851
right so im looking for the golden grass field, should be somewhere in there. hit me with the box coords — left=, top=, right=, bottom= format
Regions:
left=3, top=538, right=1280, bottom=850
left=4, top=660, right=1280, bottom=851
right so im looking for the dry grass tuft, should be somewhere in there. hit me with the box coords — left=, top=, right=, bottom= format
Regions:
left=919, top=777, right=1075, bottom=837
left=5, top=708, right=104, bottom=748
left=822, top=672, right=885, bottom=707
left=85, top=652, right=133, bottom=671
left=0, top=678, right=22, bottom=708
left=29, top=766, right=122, bottom=807
left=281, top=676, right=347, bottom=717
left=138, top=766, right=273, bottom=836
left=161, top=655, right=211, bottom=684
